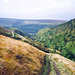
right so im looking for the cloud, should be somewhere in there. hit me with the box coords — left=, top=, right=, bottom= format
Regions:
left=0, top=0, right=75, bottom=20
left=3, top=0, right=10, bottom=3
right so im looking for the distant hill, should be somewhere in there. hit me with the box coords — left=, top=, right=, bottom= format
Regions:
left=35, top=18, right=75, bottom=61
left=0, top=18, right=67, bottom=34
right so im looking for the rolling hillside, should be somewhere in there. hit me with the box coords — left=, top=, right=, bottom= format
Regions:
left=35, top=18, right=75, bottom=61
left=0, top=18, right=75, bottom=75
left=0, top=35, right=45, bottom=75
left=0, top=26, right=75, bottom=75
left=0, top=18, right=67, bottom=34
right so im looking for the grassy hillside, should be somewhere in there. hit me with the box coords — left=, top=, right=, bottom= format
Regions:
left=0, top=26, right=12, bottom=36
left=6, top=27, right=30, bottom=37
left=0, top=26, right=10, bottom=32
left=35, top=19, right=75, bottom=61
left=0, top=35, right=45, bottom=75
left=0, top=26, right=31, bottom=40
left=0, top=18, right=67, bottom=34
left=0, top=26, right=51, bottom=53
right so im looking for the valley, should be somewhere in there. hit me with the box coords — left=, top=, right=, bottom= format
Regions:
left=35, top=18, right=75, bottom=61
left=0, top=18, right=67, bottom=34
left=0, top=18, right=75, bottom=75
left=0, top=35, right=75, bottom=75
left=0, top=0, right=75, bottom=74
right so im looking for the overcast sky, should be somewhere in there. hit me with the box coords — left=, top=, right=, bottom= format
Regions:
left=0, top=0, right=75, bottom=20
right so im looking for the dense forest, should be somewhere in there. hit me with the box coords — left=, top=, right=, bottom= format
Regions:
left=35, top=19, right=75, bottom=61
left=14, top=24, right=56, bottom=34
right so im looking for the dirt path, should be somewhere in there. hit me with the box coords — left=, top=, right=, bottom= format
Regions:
left=47, top=54, right=60, bottom=75
left=47, top=59, right=51, bottom=75
left=52, top=61, right=60, bottom=75
left=41, top=54, right=70, bottom=75
left=41, top=53, right=74, bottom=75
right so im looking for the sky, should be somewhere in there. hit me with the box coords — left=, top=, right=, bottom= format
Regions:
left=0, top=0, right=75, bottom=20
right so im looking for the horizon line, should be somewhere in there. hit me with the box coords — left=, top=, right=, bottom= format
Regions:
left=0, top=17, right=68, bottom=21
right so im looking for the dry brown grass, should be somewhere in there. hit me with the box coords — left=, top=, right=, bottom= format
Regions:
left=0, top=35, right=45, bottom=75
